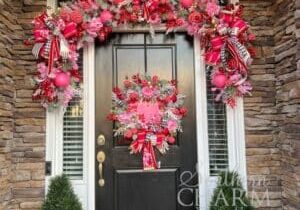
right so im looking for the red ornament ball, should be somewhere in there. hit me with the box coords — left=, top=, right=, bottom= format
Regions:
left=212, top=74, right=227, bottom=89
left=180, top=0, right=193, bottom=8
left=54, top=72, right=70, bottom=88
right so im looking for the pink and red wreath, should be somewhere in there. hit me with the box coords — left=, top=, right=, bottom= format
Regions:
left=27, top=0, right=255, bottom=108
left=107, top=74, right=187, bottom=170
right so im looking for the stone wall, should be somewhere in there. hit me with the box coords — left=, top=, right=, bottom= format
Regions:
left=0, top=0, right=299, bottom=210
left=274, top=0, right=300, bottom=209
left=0, top=0, right=16, bottom=209
left=241, top=0, right=282, bottom=209
left=0, top=0, right=47, bottom=209
left=10, top=1, right=47, bottom=209
left=242, top=0, right=300, bottom=209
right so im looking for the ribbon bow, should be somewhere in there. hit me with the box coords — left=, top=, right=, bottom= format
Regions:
left=205, top=18, right=252, bottom=74
left=32, top=13, right=77, bottom=73
left=130, top=131, right=166, bottom=170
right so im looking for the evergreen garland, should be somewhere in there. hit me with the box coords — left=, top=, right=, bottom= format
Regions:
left=42, top=174, right=82, bottom=210
left=209, top=171, right=254, bottom=210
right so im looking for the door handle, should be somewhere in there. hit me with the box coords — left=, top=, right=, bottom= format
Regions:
left=97, top=151, right=106, bottom=187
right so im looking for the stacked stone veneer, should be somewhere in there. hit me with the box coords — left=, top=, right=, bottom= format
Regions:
left=242, top=0, right=300, bottom=209
left=0, top=0, right=299, bottom=209
left=274, top=0, right=300, bottom=209
left=0, top=0, right=47, bottom=209
left=0, top=0, right=16, bottom=209
left=241, top=0, right=282, bottom=209
left=10, top=0, right=47, bottom=210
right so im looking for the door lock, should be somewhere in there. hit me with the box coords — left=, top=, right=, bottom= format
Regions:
left=97, top=134, right=106, bottom=146
left=97, top=151, right=106, bottom=187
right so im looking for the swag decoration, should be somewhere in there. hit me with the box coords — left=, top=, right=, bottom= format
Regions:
left=107, top=74, right=187, bottom=170
left=28, top=0, right=255, bottom=108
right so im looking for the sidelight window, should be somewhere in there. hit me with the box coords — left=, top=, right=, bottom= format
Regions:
left=206, top=68, right=229, bottom=176
left=63, top=95, right=84, bottom=180
left=62, top=50, right=84, bottom=180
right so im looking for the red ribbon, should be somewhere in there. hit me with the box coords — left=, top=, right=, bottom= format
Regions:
left=211, top=36, right=224, bottom=51
left=231, top=19, right=248, bottom=36
left=205, top=50, right=221, bottom=65
left=130, top=130, right=166, bottom=170
left=63, top=22, right=77, bottom=39
left=207, top=18, right=251, bottom=73
left=226, top=38, right=248, bottom=73
left=48, top=37, right=60, bottom=73
left=34, top=29, right=48, bottom=42
left=143, top=4, right=150, bottom=20
left=143, top=142, right=158, bottom=170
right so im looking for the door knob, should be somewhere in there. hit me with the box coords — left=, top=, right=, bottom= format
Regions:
left=97, top=134, right=106, bottom=146
left=97, top=151, right=106, bottom=187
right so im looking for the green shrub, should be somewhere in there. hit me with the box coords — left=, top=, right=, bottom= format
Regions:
left=209, top=171, right=254, bottom=210
left=42, top=174, right=82, bottom=210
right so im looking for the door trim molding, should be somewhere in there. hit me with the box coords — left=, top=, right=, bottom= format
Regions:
left=84, top=43, right=96, bottom=210
left=82, top=35, right=248, bottom=210
left=194, top=37, right=210, bottom=209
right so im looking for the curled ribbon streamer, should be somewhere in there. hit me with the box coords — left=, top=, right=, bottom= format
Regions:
left=130, top=131, right=164, bottom=170
left=143, top=142, right=158, bottom=170
left=220, top=36, right=251, bottom=73
left=226, top=37, right=251, bottom=73
left=48, top=37, right=60, bottom=73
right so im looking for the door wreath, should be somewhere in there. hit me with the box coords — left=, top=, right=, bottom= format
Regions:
left=27, top=0, right=255, bottom=109
left=107, top=74, right=187, bottom=170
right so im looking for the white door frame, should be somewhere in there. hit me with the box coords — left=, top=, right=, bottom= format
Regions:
left=45, top=1, right=247, bottom=210
left=81, top=36, right=247, bottom=210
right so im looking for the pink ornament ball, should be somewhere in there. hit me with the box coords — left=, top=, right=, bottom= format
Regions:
left=100, top=10, right=113, bottom=23
left=212, top=74, right=227, bottom=89
left=54, top=72, right=70, bottom=88
left=167, top=136, right=176, bottom=144
left=180, top=0, right=193, bottom=8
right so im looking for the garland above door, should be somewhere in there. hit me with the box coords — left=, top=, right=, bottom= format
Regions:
left=27, top=0, right=255, bottom=109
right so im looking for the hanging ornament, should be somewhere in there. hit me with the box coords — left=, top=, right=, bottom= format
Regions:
left=212, top=73, right=227, bottom=89
left=54, top=72, right=70, bottom=88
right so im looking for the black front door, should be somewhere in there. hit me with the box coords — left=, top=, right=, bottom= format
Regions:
left=95, top=33, right=197, bottom=210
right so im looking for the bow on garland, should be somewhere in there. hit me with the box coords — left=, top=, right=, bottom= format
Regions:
left=29, top=11, right=81, bottom=107
left=206, top=18, right=252, bottom=73
left=203, top=5, right=255, bottom=107
left=32, top=12, right=77, bottom=73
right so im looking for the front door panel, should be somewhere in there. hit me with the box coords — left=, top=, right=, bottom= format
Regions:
left=95, top=33, right=197, bottom=210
